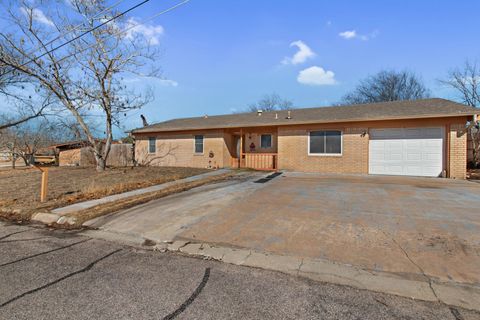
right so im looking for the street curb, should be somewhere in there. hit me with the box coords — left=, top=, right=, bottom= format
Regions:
left=80, top=228, right=480, bottom=312
left=164, top=241, right=480, bottom=312
left=31, top=212, right=77, bottom=226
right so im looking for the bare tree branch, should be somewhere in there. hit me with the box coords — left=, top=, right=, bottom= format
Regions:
left=246, top=93, right=293, bottom=112
left=439, top=60, right=480, bottom=167
left=341, top=70, right=430, bottom=105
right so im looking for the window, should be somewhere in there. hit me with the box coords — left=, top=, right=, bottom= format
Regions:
left=148, top=137, right=156, bottom=153
left=194, top=135, right=204, bottom=154
left=309, top=131, right=342, bottom=155
left=260, top=134, right=272, bottom=149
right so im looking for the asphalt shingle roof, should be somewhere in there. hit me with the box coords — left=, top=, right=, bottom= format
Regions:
left=132, top=98, right=478, bottom=133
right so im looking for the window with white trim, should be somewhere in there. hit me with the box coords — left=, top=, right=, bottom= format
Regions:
left=260, top=134, right=272, bottom=149
left=194, top=135, right=204, bottom=154
left=148, top=137, right=156, bottom=153
left=309, top=131, right=342, bottom=155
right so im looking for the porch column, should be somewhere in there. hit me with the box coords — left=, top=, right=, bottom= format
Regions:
left=239, top=129, right=243, bottom=168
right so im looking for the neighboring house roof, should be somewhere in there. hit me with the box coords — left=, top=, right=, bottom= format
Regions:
left=52, top=140, right=91, bottom=151
left=132, top=98, right=478, bottom=134
left=51, top=139, right=124, bottom=151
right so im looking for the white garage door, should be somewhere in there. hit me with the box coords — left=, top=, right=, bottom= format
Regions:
left=369, top=127, right=444, bottom=177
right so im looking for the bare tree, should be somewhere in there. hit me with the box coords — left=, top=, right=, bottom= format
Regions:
left=0, top=119, right=59, bottom=167
left=0, top=94, right=54, bottom=130
left=136, top=142, right=178, bottom=166
left=341, top=70, right=430, bottom=105
left=247, top=93, right=293, bottom=112
left=0, top=0, right=160, bottom=171
left=439, top=60, right=480, bottom=167
left=0, top=62, right=50, bottom=130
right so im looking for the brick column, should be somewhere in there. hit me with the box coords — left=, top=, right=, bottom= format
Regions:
left=449, top=124, right=467, bottom=179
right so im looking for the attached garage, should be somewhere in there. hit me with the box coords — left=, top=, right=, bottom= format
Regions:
left=369, top=127, right=444, bottom=177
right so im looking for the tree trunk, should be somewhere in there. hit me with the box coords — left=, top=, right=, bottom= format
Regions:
left=472, top=129, right=480, bottom=168
left=95, top=155, right=106, bottom=172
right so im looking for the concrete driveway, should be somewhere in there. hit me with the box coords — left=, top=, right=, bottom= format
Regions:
left=88, top=172, right=480, bottom=287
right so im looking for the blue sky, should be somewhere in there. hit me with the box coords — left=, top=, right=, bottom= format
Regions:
left=2, top=0, right=480, bottom=135
left=121, top=0, right=480, bottom=130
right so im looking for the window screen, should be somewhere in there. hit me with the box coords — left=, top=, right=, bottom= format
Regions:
left=194, top=135, right=204, bottom=153
left=148, top=137, right=156, bottom=153
left=260, top=134, right=272, bottom=149
left=309, top=131, right=341, bottom=154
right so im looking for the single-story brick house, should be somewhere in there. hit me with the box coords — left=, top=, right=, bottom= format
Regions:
left=131, top=98, right=478, bottom=179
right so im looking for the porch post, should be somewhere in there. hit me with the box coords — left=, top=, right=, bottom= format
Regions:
left=239, top=129, right=243, bottom=168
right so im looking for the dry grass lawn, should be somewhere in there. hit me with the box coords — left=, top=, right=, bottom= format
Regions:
left=467, top=168, right=480, bottom=180
left=0, top=166, right=208, bottom=220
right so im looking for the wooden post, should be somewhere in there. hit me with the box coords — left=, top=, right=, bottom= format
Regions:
left=34, top=166, right=49, bottom=202
left=239, top=129, right=243, bottom=169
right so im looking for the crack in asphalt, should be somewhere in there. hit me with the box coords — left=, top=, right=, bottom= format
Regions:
left=450, top=307, right=465, bottom=320
left=0, top=229, right=30, bottom=241
left=162, top=267, right=211, bottom=320
left=0, top=248, right=122, bottom=308
left=382, top=231, right=439, bottom=301
left=0, top=237, right=52, bottom=243
left=0, top=238, right=91, bottom=267
left=296, top=258, right=304, bottom=276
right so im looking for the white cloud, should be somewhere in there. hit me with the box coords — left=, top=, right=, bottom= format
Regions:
left=282, top=40, right=315, bottom=65
left=339, top=30, right=357, bottom=39
left=20, top=7, right=54, bottom=27
left=157, top=79, right=178, bottom=87
left=123, top=77, right=178, bottom=87
left=124, top=18, right=164, bottom=45
left=339, top=29, right=379, bottom=41
left=297, top=66, right=337, bottom=86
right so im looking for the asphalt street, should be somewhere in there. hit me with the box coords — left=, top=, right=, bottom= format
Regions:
left=0, top=222, right=478, bottom=320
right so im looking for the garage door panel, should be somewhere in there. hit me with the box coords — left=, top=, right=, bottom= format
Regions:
left=369, top=127, right=444, bottom=177
left=406, top=152, right=422, bottom=161
left=405, top=166, right=422, bottom=176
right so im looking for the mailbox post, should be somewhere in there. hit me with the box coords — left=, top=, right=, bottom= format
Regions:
left=34, top=165, right=49, bottom=202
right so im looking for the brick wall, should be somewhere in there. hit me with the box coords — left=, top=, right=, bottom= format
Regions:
left=278, top=125, right=368, bottom=174
left=449, top=124, right=467, bottom=179
left=135, top=130, right=226, bottom=169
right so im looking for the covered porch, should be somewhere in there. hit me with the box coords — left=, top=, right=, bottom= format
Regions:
left=225, top=127, right=278, bottom=171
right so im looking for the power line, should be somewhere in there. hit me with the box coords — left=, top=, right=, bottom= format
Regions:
left=55, top=0, right=190, bottom=65
left=2, top=0, right=151, bottom=75
left=29, top=0, right=127, bottom=56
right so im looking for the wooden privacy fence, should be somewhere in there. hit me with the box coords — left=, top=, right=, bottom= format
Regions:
left=231, top=153, right=277, bottom=171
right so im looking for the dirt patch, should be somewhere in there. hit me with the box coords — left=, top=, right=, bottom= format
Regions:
left=0, top=166, right=209, bottom=221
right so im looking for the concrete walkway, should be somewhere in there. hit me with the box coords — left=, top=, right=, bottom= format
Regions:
left=52, top=169, right=231, bottom=215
